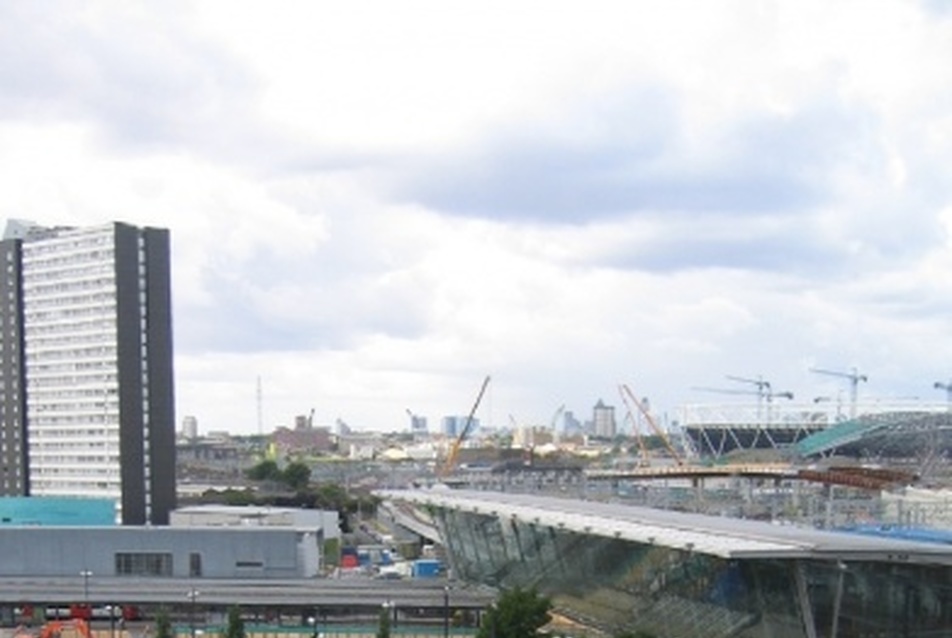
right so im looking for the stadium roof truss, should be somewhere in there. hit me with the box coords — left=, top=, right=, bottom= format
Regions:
left=795, top=411, right=952, bottom=458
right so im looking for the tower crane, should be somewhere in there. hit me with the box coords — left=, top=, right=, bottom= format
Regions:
left=810, top=367, right=867, bottom=420
left=726, top=375, right=772, bottom=398
left=694, top=375, right=793, bottom=423
left=439, top=375, right=491, bottom=478
left=620, top=384, right=683, bottom=466
left=726, top=374, right=795, bottom=406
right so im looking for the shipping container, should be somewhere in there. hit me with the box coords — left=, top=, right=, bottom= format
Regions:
left=411, top=559, right=442, bottom=578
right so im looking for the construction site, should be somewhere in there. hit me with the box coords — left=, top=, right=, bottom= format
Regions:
left=434, top=370, right=952, bottom=540
left=385, top=372, right=952, bottom=636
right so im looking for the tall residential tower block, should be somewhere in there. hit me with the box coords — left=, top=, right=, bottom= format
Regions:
left=0, top=220, right=176, bottom=524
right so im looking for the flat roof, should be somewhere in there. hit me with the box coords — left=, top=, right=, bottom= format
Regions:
left=174, top=504, right=303, bottom=515
left=380, top=488, right=952, bottom=565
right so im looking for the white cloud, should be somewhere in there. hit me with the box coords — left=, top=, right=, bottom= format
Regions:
left=3, top=0, right=952, bottom=433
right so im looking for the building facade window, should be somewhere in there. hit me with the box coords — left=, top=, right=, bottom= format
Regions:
left=115, top=552, right=173, bottom=577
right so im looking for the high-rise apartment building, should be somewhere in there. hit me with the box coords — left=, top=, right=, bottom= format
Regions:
left=0, top=220, right=176, bottom=525
left=592, top=399, right=616, bottom=439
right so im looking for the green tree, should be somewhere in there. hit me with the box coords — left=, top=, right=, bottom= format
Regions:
left=283, top=461, right=312, bottom=491
left=377, top=604, right=392, bottom=638
left=314, top=482, right=349, bottom=510
left=246, top=459, right=282, bottom=481
left=476, top=587, right=552, bottom=638
left=202, top=487, right=257, bottom=506
left=225, top=606, right=246, bottom=638
left=154, top=607, right=173, bottom=638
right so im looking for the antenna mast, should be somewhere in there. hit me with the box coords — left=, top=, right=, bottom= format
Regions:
left=256, top=376, right=263, bottom=436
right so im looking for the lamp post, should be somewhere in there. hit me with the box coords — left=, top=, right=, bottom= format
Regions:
left=106, top=605, right=116, bottom=638
left=387, top=599, right=397, bottom=630
left=186, top=589, right=200, bottom=638
left=80, top=570, right=92, bottom=618
left=80, top=570, right=92, bottom=601
left=442, top=586, right=449, bottom=638
left=380, top=601, right=392, bottom=638
left=307, top=616, right=317, bottom=638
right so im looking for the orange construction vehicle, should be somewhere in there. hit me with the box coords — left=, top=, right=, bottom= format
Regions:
left=39, top=619, right=92, bottom=638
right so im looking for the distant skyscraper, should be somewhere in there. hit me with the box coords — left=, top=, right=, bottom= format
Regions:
left=181, top=415, right=199, bottom=440
left=442, top=416, right=460, bottom=438
left=409, top=414, right=428, bottom=437
left=593, top=399, right=616, bottom=439
left=0, top=220, right=176, bottom=525
left=562, top=410, right=582, bottom=436
left=442, top=415, right=480, bottom=439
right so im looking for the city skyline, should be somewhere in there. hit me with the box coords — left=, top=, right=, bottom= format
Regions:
left=2, top=2, right=952, bottom=434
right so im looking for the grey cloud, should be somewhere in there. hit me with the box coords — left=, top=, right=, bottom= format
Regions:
left=1, top=4, right=241, bottom=114
left=176, top=300, right=305, bottom=354
left=602, top=219, right=846, bottom=275
left=595, top=201, right=943, bottom=278
left=0, top=3, right=308, bottom=167
left=392, top=92, right=874, bottom=224
left=848, top=285, right=952, bottom=324
left=175, top=252, right=431, bottom=355
left=389, top=89, right=952, bottom=277
left=920, top=0, right=952, bottom=16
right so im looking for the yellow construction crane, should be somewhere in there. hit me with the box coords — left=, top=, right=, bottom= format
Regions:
left=439, top=375, right=491, bottom=477
left=620, top=383, right=684, bottom=466
left=618, top=391, right=651, bottom=467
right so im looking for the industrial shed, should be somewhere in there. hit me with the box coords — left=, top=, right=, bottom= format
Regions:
left=0, top=526, right=318, bottom=579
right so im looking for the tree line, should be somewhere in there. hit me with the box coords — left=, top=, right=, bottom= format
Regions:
left=195, top=459, right=379, bottom=532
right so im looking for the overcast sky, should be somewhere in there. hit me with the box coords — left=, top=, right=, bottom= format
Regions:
left=3, top=1, right=952, bottom=435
